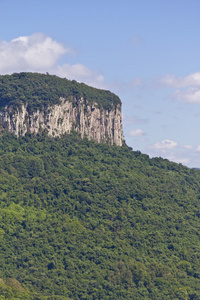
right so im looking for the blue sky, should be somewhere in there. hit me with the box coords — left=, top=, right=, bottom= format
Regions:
left=1, top=0, right=200, bottom=167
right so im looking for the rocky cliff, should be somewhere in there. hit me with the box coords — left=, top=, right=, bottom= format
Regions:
left=0, top=97, right=124, bottom=146
left=0, top=73, right=124, bottom=146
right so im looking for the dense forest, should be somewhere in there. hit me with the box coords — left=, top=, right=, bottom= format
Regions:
left=1, top=131, right=200, bottom=299
left=0, top=73, right=121, bottom=113
left=0, top=72, right=200, bottom=299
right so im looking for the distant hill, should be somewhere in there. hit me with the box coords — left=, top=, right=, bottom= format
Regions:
left=1, top=132, right=200, bottom=299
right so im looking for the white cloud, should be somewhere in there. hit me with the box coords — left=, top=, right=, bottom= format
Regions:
left=0, top=33, right=69, bottom=73
left=129, top=129, right=145, bottom=137
left=153, top=139, right=178, bottom=150
left=160, top=72, right=200, bottom=104
left=174, top=87, right=200, bottom=104
left=55, top=63, right=105, bottom=88
left=160, top=72, right=200, bottom=88
left=145, top=142, right=200, bottom=168
left=0, top=33, right=105, bottom=88
left=183, top=145, right=193, bottom=149
left=147, top=142, right=192, bottom=167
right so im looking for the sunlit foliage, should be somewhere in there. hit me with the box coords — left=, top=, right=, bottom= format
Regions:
left=0, top=132, right=200, bottom=299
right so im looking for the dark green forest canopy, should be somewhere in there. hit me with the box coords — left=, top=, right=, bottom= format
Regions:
left=1, top=132, right=200, bottom=299
left=0, top=72, right=121, bottom=113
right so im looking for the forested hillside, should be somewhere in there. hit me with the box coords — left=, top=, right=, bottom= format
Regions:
left=0, top=73, right=121, bottom=113
left=1, top=132, right=200, bottom=299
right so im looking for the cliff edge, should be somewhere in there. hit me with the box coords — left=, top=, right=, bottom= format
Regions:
left=0, top=73, right=124, bottom=146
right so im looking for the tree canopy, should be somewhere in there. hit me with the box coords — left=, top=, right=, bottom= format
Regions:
left=0, top=132, right=200, bottom=299
left=0, top=73, right=121, bottom=113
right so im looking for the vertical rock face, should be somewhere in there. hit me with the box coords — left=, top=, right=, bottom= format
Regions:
left=0, top=97, right=124, bottom=146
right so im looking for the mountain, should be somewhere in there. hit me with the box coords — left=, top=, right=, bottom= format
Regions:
left=0, top=73, right=200, bottom=299
left=0, top=72, right=123, bottom=146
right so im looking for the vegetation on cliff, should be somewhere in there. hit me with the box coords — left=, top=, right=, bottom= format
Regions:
left=0, top=72, right=121, bottom=113
left=1, top=132, right=200, bottom=299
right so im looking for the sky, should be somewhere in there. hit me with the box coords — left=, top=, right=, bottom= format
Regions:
left=1, top=0, right=200, bottom=167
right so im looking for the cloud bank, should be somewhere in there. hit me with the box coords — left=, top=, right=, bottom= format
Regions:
left=0, top=33, right=105, bottom=88
left=160, top=72, right=200, bottom=104
left=148, top=140, right=191, bottom=166
left=153, top=139, right=178, bottom=150
left=0, top=33, right=68, bottom=72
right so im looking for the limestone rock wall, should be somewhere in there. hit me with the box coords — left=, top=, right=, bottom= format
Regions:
left=0, top=97, right=124, bottom=146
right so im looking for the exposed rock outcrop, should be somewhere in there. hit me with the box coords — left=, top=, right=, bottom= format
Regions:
left=0, top=97, right=124, bottom=146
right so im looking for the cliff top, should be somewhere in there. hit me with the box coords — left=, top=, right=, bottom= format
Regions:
left=0, top=72, right=121, bottom=113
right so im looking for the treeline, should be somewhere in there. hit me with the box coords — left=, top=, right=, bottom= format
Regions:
left=1, top=132, right=200, bottom=299
left=0, top=73, right=121, bottom=113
